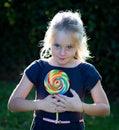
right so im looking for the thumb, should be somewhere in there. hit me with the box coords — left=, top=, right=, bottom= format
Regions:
left=70, top=89, right=78, bottom=97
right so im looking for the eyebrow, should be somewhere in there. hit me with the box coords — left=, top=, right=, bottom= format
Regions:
left=53, top=42, right=73, bottom=46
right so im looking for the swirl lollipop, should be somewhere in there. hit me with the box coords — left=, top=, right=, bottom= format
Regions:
left=44, top=69, right=70, bottom=95
left=44, top=69, right=70, bottom=121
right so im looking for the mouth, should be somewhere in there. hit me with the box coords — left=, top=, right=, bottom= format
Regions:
left=59, top=58, right=65, bottom=61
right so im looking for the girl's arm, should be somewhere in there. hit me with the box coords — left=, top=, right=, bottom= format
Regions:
left=82, top=80, right=110, bottom=116
left=8, top=74, right=60, bottom=113
left=53, top=81, right=110, bottom=116
left=8, top=74, right=38, bottom=112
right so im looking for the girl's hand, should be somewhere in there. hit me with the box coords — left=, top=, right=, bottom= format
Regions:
left=53, top=89, right=83, bottom=113
left=37, top=95, right=65, bottom=113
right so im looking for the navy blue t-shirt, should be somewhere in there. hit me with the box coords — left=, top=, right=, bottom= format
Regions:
left=25, top=59, right=101, bottom=121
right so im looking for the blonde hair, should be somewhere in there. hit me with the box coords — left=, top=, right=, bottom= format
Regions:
left=40, top=10, right=91, bottom=61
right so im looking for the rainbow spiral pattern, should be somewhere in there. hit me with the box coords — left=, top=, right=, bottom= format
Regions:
left=44, top=70, right=70, bottom=94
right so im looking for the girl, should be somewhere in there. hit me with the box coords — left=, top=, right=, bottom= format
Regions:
left=8, top=11, right=110, bottom=130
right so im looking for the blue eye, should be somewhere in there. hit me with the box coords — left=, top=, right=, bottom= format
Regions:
left=54, top=43, right=60, bottom=48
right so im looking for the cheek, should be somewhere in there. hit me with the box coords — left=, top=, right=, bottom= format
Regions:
left=51, top=47, right=58, bottom=55
left=68, top=49, right=76, bottom=56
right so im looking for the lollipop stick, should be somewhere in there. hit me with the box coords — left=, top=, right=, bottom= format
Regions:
left=56, top=112, right=59, bottom=120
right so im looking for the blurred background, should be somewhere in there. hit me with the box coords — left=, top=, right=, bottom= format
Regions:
left=0, top=0, right=119, bottom=130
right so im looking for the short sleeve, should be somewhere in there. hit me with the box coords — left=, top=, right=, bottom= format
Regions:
left=82, top=63, right=102, bottom=91
left=24, top=60, right=41, bottom=86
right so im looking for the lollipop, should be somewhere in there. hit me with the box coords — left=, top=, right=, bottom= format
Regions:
left=44, top=69, right=70, bottom=95
left=44, top=69, right=70, bottom=121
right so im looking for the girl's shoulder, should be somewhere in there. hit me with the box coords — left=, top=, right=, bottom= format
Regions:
left=77, top=62, right=95, bottom=71
left=27, top=59, right=48, bottom=69
left=79, top=62, right=101, bottom=78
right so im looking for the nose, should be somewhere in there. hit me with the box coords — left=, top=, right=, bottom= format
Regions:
left=60, top=48, right=66, bottom=56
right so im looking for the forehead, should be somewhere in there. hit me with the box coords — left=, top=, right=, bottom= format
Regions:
left=53, top=31, right=74, bottom=45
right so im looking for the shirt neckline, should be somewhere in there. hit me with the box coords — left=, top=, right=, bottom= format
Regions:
left=44, top=60, right=83, bottom=69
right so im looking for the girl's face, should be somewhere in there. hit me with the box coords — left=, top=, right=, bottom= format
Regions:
left=51, top=31, right=77, bottom=67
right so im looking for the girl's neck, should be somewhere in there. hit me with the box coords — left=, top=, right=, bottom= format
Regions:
left=48, top=57, right=81, bottom=68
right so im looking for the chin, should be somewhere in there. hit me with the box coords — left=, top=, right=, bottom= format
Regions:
left=58, top=61, right=69, bottom=67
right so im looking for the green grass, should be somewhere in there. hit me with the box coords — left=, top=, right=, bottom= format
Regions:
left=85, top=105, right=119, bottom=130
left=84, top=94, right=119, bottom=130
left=0, top=81, right=33, bottom=130
left=0, top=81, right=119, bottom=130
